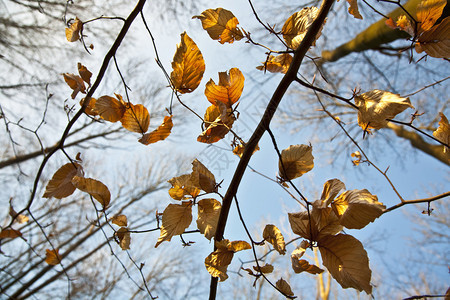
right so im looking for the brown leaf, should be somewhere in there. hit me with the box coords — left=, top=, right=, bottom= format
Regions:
left=43, top=163, right=83, bottom=199
left=94, top=95, right=126, bottom=122
left=80, top=97, right=97, bottom=116
left=346, top=0, right=363, bottom=19
left=276, top=278, right=294, bottom=296
left=197, top=102, right=235, bottom=144
left=77, top=63, right=92, bottom=86
left=45, top=249, right=61, bottom=265
left=318, top=234, right=372, bottom=294
left=355, top=90, right=414, bottom=132
left=415, top=16, right=450, bottom=58
left=62, top=73, right=86, bottom=99
left=111, top=215, right=128, bottom=227
left=227, top=240, right=251, bottom=252
left=279, top=144, right=314, bottom=181
left=116, top=227, right=131, bottom=250
left=9, top=205, right=29, bottom=224
left=262, top=224, right=286, bottom=255
left=433, top=112, right=450, bottom=152
left=197, top=198, right=221, bottom=240
left=120, top=103, right=150, bottom=134
left=253, top=263, right=274, bottom=274
left=155, top=201, right=193, bottom=247
left=170, top=32, right=205, bottom=94
left=168, top=174, right=201, bottom=200
left=204, top=68, right=245, bottom=107
left=139, top=115, right=173, bottom=145
left=332, top=189, right=386, bottom=229
left=0, top=229, right=22, bottom=239
left=65, top=17, right=83, bottom=42
left=191, top=159, right=217, bottom=193
left=256, top=54, right=293, bottom=74
left=292, top=258, right=324, bottom=274
left=193, top=8, right=244, bottom=44
left=416, top=0, right=447, bottom=32
left=72, top=176, right=111, bottom=208
left=232, top=142, right=260, bottom=158
left=319, top=179, right=346, bottom=207
left=282, top=7, right=323, bottom=49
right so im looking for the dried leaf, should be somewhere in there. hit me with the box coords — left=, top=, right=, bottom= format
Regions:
left=416, top=0, right=447, bottom=32
left=253, top=263, right=274, bottom=274
left=191, top=159, right=217, bottom=193
left=9, top=205, right=29, bottom=224
left=351, top=151, right=362, bottom=166
left=116, top=227, right=131, bottom=250
left=198, top=103, right=235, bottom=143
left=232, top=142, right=260, bottom=158
left=170, top=32, right=205, bottom=94
left=279, top=144, right=314, bottom=181
left=168, top=174, right=201, bottom=200
left=45, top=249, right=61, bottom=265
left=256, top=54, right=293, bottom=74
left=0, top=229, right=22, bottom=239
left=433, top=112, right=450, bottom=152
left=288, top=208, right=343, bottom=241
left=72, top=176, right=111, bottom=208
left=111, top=215, right=128, bottom=227
left=415, top=16, right=450, bottom=58
left=332, top=189, right=386, bottom=229
left=276, top=278, right=294, bottom=296
left=263, top=224, right=286, bottom=255
left=65, top=17, right=83, bottom=42
left=155, top=201, right=193, bottom=247
left=43, top=163, right=83, bottom=199
left=139, top=115, right=173, bottom=145
left=292, top=258, right=324, bottom=274
left=204, top=68, right=245, bottom=107
left=197, top=198, right=221, bottom=240
left=193, top=8, right=244, bottom=44
left=77, top=63, right=92, bottom=86
left=319, top=234, right=372, bottom=294
left=94, top=95, right=126, bottom=122
left=120, top=103, right=150, bottom=134
left=282, top=7, right=323, bottom=49
left=355, top=90, right=414, bottom=132
left=227, top=240, right=252, bottom=252
left=346, top=0, right=363, bottom=19
left=62, top=73, right=86, bottom=99
left=80, top=97, right=97, bottom=116
left=319, top=179, right=346, bottom=207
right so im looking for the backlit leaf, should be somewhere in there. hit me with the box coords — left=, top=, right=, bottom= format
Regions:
left=289, top=208, right=343, bottom=241
left=170, top=32, right=205, bottom=94
left=116, top=227, right=131, bottom=250
left=204, top=68, right=245, bottom=107
left=351, top=151, right=362, bottom=166
left=292, top=258, right=324, bottom=274
left=318, top=234, right=372, bottom=294
left=282, top=7, right=323, bottom=49
left=111, top=215, right=128, bottom=227
left=63, top=73, right=86, bottom=99
left=416, top=0, right=447, bottom=32
left=256, top=54, right=293, bottom=74
left=346, top=0, right=363, bottom=19
left=77, top=63, right=92, bottom=86
left=198, top=103, right=235, bottom=143
left=45, top=249, right=61, bottom=265
left=72, top=176, right=111, bottom=208
left=155, top=201, right=193, bottom=248
left=94, top=95, right=126, bottom=122
left=415, top=16, right=450, bottom=58
left=0, top=229, right=22, bottom=239
left=43, top=162, right=83, bottom=199
left=193, top=8, right=244, bottom=44
left=253, top=263, right=274, bottom=274
left=263, top=224, right=286, bottom=255
left=332, top=189, right=386, bottom=229
left=276, top=278, right=294, bottom=297
left=197, top=198, right=221, bottom=240
left=168, top=174, right=201, bottom=200
left=355, top=90, right=414, bottom=132
left=232, top=142, right=260, bottom=158
left=433, top=112, right=450, bottom=152
left=9, top=205, right=29, bottom=224
left=279, top=144, right=314, bottom=181
left=65, top=17, right=83, bottom=42
left=191, top=159, right=217, bottom=193
left=320, top=179, right=346, bottom=207
left=139, top=115, right=173, bottom=145
left=120, top=103, right=150, bottom=134
left=80, top=97, right=97, bottom=116
left=227, top=240, right=251, bottom=252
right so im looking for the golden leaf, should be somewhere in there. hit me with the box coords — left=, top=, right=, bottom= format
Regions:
left=116, top=227, right=131, bottom=250
left=155, top=201, right=193, bottom=248
left=120, top=103, right=150, bottom=134
left=416, top=0, right=447, bottom=32
left=62, top=73, right=86, bottom=99
left=282, top=7, right=323, bottom=49
left=65, top=17, right=83, bottom=42
left=332, top=189, right=386, bottom=229
left=433, top=112, right=450, bottom=152
left=77, top=63, right=92, bottom=86
left=279, top=144, right=314, bottom=181
left=139, top=115, right=173, bottom=145
left=43, top=163, right=83, bottom=199
left=232, top=142, right=260, bottom=158
left=197, top=198, right=221, bottom=240
left=318, top=234, right=372, bottom=294
left=0, top=228, right=22, bottom=239
left=319, top=179, right=346, bottom=207
left=45, top=249, right=61, bottom=266
left=289, top=207, right=343, bottom=241
left=262, top=224, right=286, bottom=255
left=415, top=16, right=450, bottom=58
left=168, top=174, right=201, bottom=200
left=256, top=54, right=293, bottom=74
left=276, top=278, right=295, bottom=296
left=193, top=8, right=244, bottom=44
left=9, top=205, right=29, bottom=224
left=170, top=32, right=205, bottom=94
left=198, top=103, right=235, bottom=144
left=191, top=159, right=217, bottom=193
left=346, top=0, right=363, bottom=19
left=205, top=68, right=245, bottom=107
left=355, top=90, right=414, bottom=132
left=253, top=263, right=274, bottom=274
left=80, top=97, right=97, bottom=116
left=94, top=95, right=126, bottom=122
left=292, top=258, right=324, bottom=274
left=111, top=215, right=128, bottom=227
left=351, top=151, right=362, bottom=166
left=227, top=240, right=251, bottom=252
left=72, top=176, right=111, bottom=208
